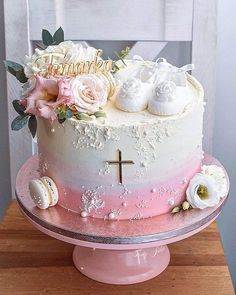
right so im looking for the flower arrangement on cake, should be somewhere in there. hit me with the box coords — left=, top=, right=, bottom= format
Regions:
left=5, top=27, right=228, bottom=219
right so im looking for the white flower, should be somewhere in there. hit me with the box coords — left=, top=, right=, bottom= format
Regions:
left=70, top=74, right=108, bottom=113
left=24, top=41, right=100, bottom=78
left=120, top=78, right=141, bottom=98
left=186, top=173, right=220, bottom=209
left=201, top=165, right=228, bottom=198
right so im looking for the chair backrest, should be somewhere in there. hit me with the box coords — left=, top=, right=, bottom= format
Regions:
left=4, top=0, right=217, bottom=194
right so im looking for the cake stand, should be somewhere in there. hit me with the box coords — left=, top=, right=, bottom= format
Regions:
left=15, top=155, right=229, bottom=285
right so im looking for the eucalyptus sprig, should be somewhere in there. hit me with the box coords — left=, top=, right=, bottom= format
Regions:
left=4, top=61, right=28, bottom=83
left=112, top=46, right=130, bottom=73
left=11, top=100, right=37, bottom=137
left=42, top=27, right=64, bottom=46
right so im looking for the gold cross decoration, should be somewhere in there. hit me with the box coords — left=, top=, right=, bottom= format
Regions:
left=107, top=149, right=134, bottom=184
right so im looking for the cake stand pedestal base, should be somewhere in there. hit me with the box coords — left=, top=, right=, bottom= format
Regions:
left=73, top=245, right=170, bottom=284
left=15, top=155, right=229, bottom=285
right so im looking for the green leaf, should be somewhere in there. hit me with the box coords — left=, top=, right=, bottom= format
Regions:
left=58, top=111, right=66, bottom=120
left=77, top=113, right=92, bottom=121
left=4, top=60, right=23, bottom=72
left=65, top=109, right=73, bottom=119
left=15, top=69, right=28, bottom=83
left=94, top=111, right=106, bottom=118
left=58, top=117, right=66, bottom=124
left=53, top=27, right=64, bottom=45
left=120, top=46, right=130, bottom=58
left=12, top=100, right=26, bottom=115
left=11, top=115, right=28, bottom=131
left=28, top=115, right=37, bottom=138
left=42, top=29, right=54, bottom=46
left=112, top=46, right=130, bottom=73
left=114, top=51, right=127, bottom=66
left=4, top=60, right=28, bottom=83
left=111, top=63, right=120, bottom=73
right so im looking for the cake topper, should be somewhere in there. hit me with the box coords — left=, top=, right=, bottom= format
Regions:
left=35, top=49, right=113, bottom=77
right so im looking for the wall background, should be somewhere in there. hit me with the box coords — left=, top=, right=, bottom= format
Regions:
left=214, top=0, right=236, bottom=288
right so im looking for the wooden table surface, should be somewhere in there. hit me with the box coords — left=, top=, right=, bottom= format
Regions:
left=0, top=201, right=234, bottom=295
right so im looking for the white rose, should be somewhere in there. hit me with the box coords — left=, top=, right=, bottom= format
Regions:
left=70, top=74, right=108, bottom=113
left=186, top=173, right=220, bottom=209
left=201, top=165, right=228, bottom=198
left=24, top=41, right=100, bottom=78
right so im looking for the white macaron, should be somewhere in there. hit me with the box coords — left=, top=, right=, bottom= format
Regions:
left=29, top=176, right=59, bottom=209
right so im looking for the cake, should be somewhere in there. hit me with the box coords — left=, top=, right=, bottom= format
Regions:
left=6, top=28, right=228, bottom=220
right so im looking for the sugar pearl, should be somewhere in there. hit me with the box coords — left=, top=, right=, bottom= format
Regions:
left=51, top=128, right=55, bottom=133
left=108, top=212, right=116, bottom=220
left=168, top=198, right=175, bottom=206
left=81, top=211, right=88, bottom=218
left=122, top=202, right=128, bottom=207
left=151, top=188, right=156, bottom=193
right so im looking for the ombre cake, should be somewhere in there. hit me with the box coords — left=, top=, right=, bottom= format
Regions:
left=37, top=73, right=204, bottom=220
left=6, top=28, right=228, bottom=220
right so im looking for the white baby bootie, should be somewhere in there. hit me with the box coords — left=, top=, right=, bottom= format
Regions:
left=148, top=81, right=184, bottom=116
left=115, top=77, right=151, bottom=112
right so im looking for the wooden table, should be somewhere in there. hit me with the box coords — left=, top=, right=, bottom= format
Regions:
left=0, top=201, right=234, bottom=295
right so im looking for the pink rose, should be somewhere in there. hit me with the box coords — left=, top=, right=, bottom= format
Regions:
left=21, top=75, right=74, bottom=122
left=70, top=74, right=108, bottom=113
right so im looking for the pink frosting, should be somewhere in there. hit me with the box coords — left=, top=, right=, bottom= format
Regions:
left=55, top=162, right=200, bottom=220
left=38, top=146, right=201, bottom=220
left=21, top=75, right=74, bottom=122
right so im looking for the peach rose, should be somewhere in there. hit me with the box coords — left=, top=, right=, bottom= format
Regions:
left=70, top=74, right=108, bottom=113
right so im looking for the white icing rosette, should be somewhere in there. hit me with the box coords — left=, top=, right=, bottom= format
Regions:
left=186, top=173, right=220, bottom=209
left=201, top=165, right=228, bottom=198
left=115, top=78, right=150, bottom=112
left=24, top=41, right=99, bottom=78
left=70, top=74, right=108, bottom=113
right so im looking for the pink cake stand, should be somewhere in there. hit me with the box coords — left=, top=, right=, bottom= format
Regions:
left=15, top=155, right=229, bottom=285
